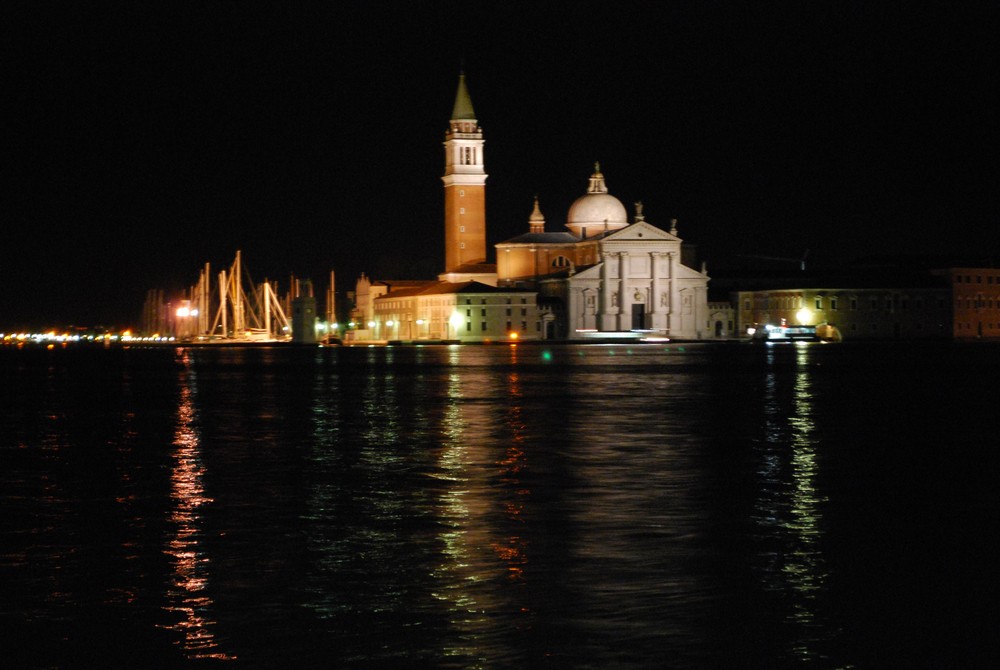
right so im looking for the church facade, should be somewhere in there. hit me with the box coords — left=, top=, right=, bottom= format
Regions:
left=350, top=73, right=710, bottom=342
left=496, top=167, right=710, bottom=340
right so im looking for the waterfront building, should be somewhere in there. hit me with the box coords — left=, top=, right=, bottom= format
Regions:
left=736, top=285, right=951, bottom=340
left=934, top=267, right=1000, bottom=339
left=497, top=183, right=710, bottom=340
left=350, top=72, right=711, bottom=342
left=730, top=263, right=1000, bottom=341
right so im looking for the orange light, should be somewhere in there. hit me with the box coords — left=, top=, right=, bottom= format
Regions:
left=509, top=331, right=519, bottom=340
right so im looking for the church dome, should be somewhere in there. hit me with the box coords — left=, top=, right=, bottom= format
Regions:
left=566, top=164, right=628, bottom=238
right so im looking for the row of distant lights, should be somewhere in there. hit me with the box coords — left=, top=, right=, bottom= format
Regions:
left=1, top=331, right=175, bottom=343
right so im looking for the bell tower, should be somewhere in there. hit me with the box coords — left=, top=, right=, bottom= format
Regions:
left=442, top=72, right=487, bottom=272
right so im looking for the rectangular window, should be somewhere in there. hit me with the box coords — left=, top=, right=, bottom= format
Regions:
left=815, top=297, right=822, bottom=310
left=851, top=298, right=858, bottom=310
left=459, top=207, right=465, bottom=214
left=481, top=322, right=487, bottom=331
left=521, top=321, right=527, bottom=331
left=459, top=225, right=465, bottom=232
left=506, top=321, right=511, bottom=331
left=521, top=308, right=527, bottom=316
left=466, top=309, right=471, bottom=317
left=481, top=309, right=486, bottom=316
left=744, top=300, right=750, bottom=311
left=466, top=322, right=471, bottom=332
left=506, top=308, right=511, bottom=316
left=831, top=297, right=839, bottom=310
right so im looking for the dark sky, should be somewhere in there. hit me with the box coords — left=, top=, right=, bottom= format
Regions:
left=5, top=1, right=998, bottom=329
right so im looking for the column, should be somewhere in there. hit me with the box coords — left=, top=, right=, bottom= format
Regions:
left=599, top=252, right=610, bottom=316
left=666, top=252, right=675, bottom=333
left=650, top=252, right=660, bottom=316
left=618, top=252, right=628, bottom=315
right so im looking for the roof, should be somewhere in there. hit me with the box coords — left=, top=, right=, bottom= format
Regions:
left=451, top=73, right=476, bottom=120
left=373, top=279, right=436, bottom=290
left=499, top=232, right=581, bottom=245
left=444, top=262, right=497, bottom=273
left=376, top=280, right=536, bottom=300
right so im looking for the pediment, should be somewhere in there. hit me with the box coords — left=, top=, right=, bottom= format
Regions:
left=602, top=221, right=677, bottom=242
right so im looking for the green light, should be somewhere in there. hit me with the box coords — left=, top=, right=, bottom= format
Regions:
left=541, top=350, right=552, bottom=361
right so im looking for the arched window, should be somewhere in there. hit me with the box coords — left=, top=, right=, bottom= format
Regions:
left=551, top=256, right=572, bottom=269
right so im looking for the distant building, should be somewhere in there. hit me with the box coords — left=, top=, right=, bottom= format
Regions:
left=934, top=267, right=1000, bottom=339
left=350, top=73, right=710, bottom=342
left=736, top=286, right=952, bottom=340
left=729, top=263, right=1000, bottom=340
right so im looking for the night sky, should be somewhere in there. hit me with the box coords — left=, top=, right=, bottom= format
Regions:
left=5, top=1, right=998, bottom=329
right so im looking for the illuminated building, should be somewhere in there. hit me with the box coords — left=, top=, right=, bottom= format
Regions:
left=351, top=72, right=710, bottom=342
left=496, top=173, right=710, bottom=340
left=731, top=264, right=1000, bottom=341
left=935, top=267, right=1000, bottom=339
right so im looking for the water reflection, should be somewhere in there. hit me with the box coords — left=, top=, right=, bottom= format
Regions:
left=161, top=349, right=234, bottom=661
left=755, top=344, right=832, bottom=661
left=432, top=349, right=484, bottom=659
left=493, top=362, right=528, bottom=583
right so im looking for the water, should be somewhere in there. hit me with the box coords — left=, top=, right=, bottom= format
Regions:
left=1, top=342, right=997, bottom=668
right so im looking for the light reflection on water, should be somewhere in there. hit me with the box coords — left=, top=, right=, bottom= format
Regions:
left=2, top=342, right=998, bottom=667
left=160, top=349, right=235, bottom=661
left=755, top=344, right=832, bottom=663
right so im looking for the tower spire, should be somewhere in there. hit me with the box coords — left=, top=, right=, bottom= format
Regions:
left=442, top=72, right=487, bottom=272
left=451, top=71, right=476, bottom=121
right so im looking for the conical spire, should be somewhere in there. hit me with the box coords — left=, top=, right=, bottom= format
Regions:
left=451, top=72, right=476, bottom=120
left=529, top=195, right=545, bottom=234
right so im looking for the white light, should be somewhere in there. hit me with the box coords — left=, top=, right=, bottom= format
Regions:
left=386, top=320, right=394, bottom=327
left=367, top=320, right=375, bottom=328
left=175, top=307, right=190, bottom=317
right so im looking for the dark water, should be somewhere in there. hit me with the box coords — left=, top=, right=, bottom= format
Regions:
left=1, top=342, right=997, bottom=668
